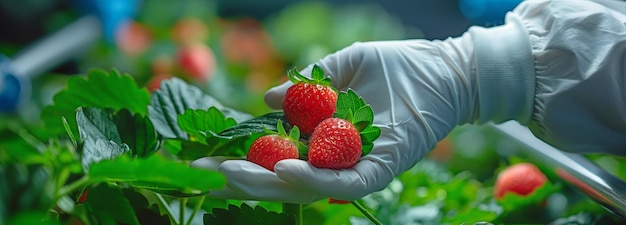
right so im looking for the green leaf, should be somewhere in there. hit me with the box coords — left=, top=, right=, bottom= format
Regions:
left=77, top=107, right=130, bottom=171
left=0, top=126, right=45, bottom=164
left=311, top=64, right=324, bottom=80
left=0, top=164, right=55, bottom=221
left=41, top=69, right=150, bottom=138
left=177, top=107, right=237, bottom=143
left=335, top=89, right=365, bottom=121
left=334, top=89, right=380, bottom=156
left=496, top=180, right=560, bottom=212
left=353, top=106, right=374, bottom=131
left=88, top=155, right=226, bottom=195
left=113, top=109, right=161, bottom=158
left=211, top=112, right=286, bottom=139
left=204, top=203, right=296, bottom=225
left=175, top=140, right=244, bottom=161
left=83, top=184, right=141, bottom=225
left=76, top=107, right=121, bottom=143
left=148, top=77, right=251, bottom=140
left=203, top=112, right=286, bottom=157
left=360, top=126, right=381, bottom=144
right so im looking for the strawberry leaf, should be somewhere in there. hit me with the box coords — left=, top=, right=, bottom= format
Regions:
left=287, top=64, right=332, bottom=86
left=496, top=180, right=561, bottom=212
left=335, top=89, right=364, bottom=120
left=88, top=155, right=226, bottom=196
left=148, top=77, right=251, bottom=140
left=209, top=112, right=286, bottom=139
left=113, top=109, right=161, bottom=158
left=177, top=107, right=237, bottom=143
left=203, top=112, right=286, bottom=156
left=311, top=64, right=324, bottom=80
left=42, top=69, right=150, bottom=139
left=76, top=107, right=130, bottom=171
left=83, top=184, right=140, bottom=225
left=204, top=203, right=296, bottom=225
left=289, top=126, right=300, bottom=141
left=335, top=89, right=380, bottom=156
left=353, top=106, right=374, bottom=131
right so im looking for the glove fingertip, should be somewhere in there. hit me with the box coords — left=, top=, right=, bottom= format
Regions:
left=264, top=82, right=291, bottom=109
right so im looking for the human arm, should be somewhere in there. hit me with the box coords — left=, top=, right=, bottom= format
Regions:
left=192, top=0, right=626, bottom=204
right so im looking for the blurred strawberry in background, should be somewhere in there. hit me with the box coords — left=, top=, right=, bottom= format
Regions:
left=176, top=42, right=216, bottom=84
left=115, top=21, right=152, bottom=57
left=171, top=17, right=209, bottom=45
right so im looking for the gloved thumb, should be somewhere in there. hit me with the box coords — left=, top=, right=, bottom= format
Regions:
left=263, top=80, right=291, bottom=110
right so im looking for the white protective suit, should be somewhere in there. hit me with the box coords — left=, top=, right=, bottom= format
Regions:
left=193, top=0, right=626, bottom=204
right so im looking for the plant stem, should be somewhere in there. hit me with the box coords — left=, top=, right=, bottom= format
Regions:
left=155, top=193, right=177, bottom=225
left=185, top=196, right=206, bottom=225
left=351, top=200, right=382, bottom=225
left=58, top=176, right=90, bottom=197
left=179, top=198, right=187, bottom=225
left=282, top=203, right=303, bottom=225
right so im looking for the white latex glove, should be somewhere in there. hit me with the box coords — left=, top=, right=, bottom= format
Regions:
left=192, top=36, right=479, bottom=203
left=193, top=0, right=626, bottom=204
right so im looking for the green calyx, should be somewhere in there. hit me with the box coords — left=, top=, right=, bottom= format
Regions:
left=334, top=89, right=381, bottom=156
left=288, top=64, right=332, bottom=86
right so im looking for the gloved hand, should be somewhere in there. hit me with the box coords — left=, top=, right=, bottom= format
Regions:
left=192, top=36, right=479, bottom=204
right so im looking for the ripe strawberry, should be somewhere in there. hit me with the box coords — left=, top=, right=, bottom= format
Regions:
left=283, top=65, right=337, bottom=136
left=494, top=162, right=548, bottom=199
left=247, top=121, right=300, bottom=171
left=308, top=118, right=362, bottom=169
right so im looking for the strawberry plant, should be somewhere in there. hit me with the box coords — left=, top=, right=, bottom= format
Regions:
left=1, top=67, right=625, bottom=225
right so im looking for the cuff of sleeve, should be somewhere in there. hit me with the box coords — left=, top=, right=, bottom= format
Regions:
left=469, top=13, right=535, bottom=124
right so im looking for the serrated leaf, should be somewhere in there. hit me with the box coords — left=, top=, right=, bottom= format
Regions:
left=77, top=107, right=130, bottom=171
left=41, top=69, right=150, bottom=138
left=148, top=77, right=251, bottom=140
left=335, top=89, right=366, bottom=120
left=200, top=112, right=285, bottom=158
left=210, top=112, right=285, bottom=140
left=88, top=155, right=226, bottom=195
left=311, top=65, right=324, bottom=80
left=204, top=203, right=296, bottom=225
left=76, top=107, right=121, bottom=143
left=81, top=138, right=130, bottom=172
left=178, top=107, right=237, bottom=143
left=113, top=109, right=161, bottom=158
left=360, top=126, right=381, bottom=144
left=84, top=184, right=140, bottom=225
left=353, top=106, right=374, bottom=131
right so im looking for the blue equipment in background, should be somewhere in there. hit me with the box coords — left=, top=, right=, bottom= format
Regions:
left=459, top=0, right=522, bottom=25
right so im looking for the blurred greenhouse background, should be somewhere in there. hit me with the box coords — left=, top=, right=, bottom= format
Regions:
left=2, top=0, right=626, bottom=224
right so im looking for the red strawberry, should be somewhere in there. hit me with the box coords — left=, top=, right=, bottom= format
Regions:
left=494, top=162, right=548, bottom=199
left=177, top=42, right=216, bottom=83
left=283, top=65, right=337, bottom=136
left=308, top=118, right=362, bottom=169
left=247, top=121, right=300, bottom=171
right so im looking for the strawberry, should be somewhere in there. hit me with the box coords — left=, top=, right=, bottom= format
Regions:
left=494, top=162, right=548, bottom=200
left=247, top=121, right=300, bottom=171
left=177, top=42, right=216, bottom=83
left=308, top=118, right=362, bottom=169
left=282, top=65, right=337, bottom=136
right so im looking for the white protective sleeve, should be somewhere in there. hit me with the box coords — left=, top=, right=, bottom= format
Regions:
left=471, top=0, right=626, bottom=154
